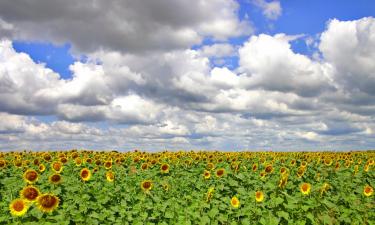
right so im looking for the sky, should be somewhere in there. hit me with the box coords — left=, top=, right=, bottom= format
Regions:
left=0, top=0, right=375, bottom=151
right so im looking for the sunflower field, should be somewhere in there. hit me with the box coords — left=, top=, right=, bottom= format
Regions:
left=0, top=150, right=374, bottom=225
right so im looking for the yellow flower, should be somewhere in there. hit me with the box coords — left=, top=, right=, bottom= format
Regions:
left=51, top=161, right=63, bottom=173
left=216, top=168, right=225, bottom=178
left=255, top=191, right=264, bottom=203
left=38, top=164, right=46, bottom=172
left=230, top=196, right=240, bottom=208
left=36, top=194, right=60, bottom=213
left=49, top=173, right=62, bottom=185
left=141, top=180, right=152, bottom=192
left=106, top=171, right=115, bottom=182
left=23, top=169, right=38, bottom=184
left=80, top=168, right=91, bottom=181
left=363, top=185, right=373, bottom=197
left=206, top=187, right=214, bottom=202
left=9, top=199, right=29, bottom=216
left=20, top=186, right=40, bottom=202
left=160, top=163, right=170, bottom=173
left=300, top=183, right=311, bottom=195
left=203, top=170, right=211, bottom=179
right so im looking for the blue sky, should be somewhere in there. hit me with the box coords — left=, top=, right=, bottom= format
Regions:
left=0, top=0, right=375, bottom=151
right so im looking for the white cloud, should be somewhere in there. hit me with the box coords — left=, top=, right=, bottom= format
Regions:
left=252, top=0, right=282, bottom=20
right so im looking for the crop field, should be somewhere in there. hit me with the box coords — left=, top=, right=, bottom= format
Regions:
left=0, top=150, right=374, bottom=225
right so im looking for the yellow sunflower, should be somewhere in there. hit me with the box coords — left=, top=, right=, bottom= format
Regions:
left=160, top=163, right=170, bottom=174
left=255, top=191, right=264, bottom=203
left=300, top=183, right=311, bottom=195
left=23, top=169, right=38, bottom=184
left=104, top=160, right=112, bottom=170
left=51, top=161, right=63, bottom=173
left=206, top=187, right=214, bottom=203
left=49, top=173, right=62, bottom=185
left=216, top=168, right=225, bottom=178
left=141, top=180, right=152, bottom=192
left=203, top=170, right=211, bottom=179
left=20, top=186, right=40, bottom=202
left=38, top=164, right=46, bottom=172
left=106, top=171, right=115, bottom=182
left=80, top=168, right=91, bottom=181
left=363, top=185, right=373, bottom=197
left=230, top=196, right=240, bottom=208
left=36, top=194, right=59, bottom=213
left=9, top=199, right=29, bottom=216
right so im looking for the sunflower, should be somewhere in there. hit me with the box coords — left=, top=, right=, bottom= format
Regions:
left=0, top=159, right=7, bottom=169
left=106, top=171, right=115, bottom=182
left=36, top=194, right=59, bottom=213
left=141, top=163, right=148, bottom=170
left=80, top=168, right=91, bottom=181
left=203, top=170, right=211, bottom=179
left=252, top=164, right=258, bottom=172
left=20, top=186, right=40, bottom=202
left=9, top=199, right=28, bottom=216
left=206, top=163, right=215, bottom=170
left=255, top=191, right=264, bottom=203
left=324, top=158, right=332, bottom=166
left=162, top=183, right=170, bottom=191
left=160, top=163, right=170, bottom=173
left=104, top=161, right=112, bottom=170
left=230, top=196, right=240, bottom=208
left=49, top=174, right=62, bottom=185
left=216, top=168, right=225, bottom=178
left=75, top=157, right=82, bottom=166
left=363, top=185, right=373, bottom=197
left=23, top=169, right=38, bottom=184
left=206, top=187, right=214, bottom=202
left=300, top=183, right=311, bottom=195
left=141, top=180, right=152, bottom=192
left=38, top=164, right=46, bottom=172
left=51, top=162, right=63, bottom=173
left=264, top=164, right=273, bottom=174
left=60, top=157, right=68, bottom=164
left=280, top=167, right=287, bottom=175
left=14, top=160, right=22, bottom=168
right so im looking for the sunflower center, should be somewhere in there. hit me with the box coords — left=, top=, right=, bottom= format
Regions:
left=162, top=165, right=168, bottom=170
left=256, top=192, right=262, bottom=198
left=143, top=182, right=151, bottom=189
left=26, top=171, right=38, bottom=181
left=302, top=184, right=308, bottom=191
left=81, top=170, right=89, bottom=178
left=51, top=174, right=61, bottom=182
left=40, top=195, right=57, bottom=208
left=53, top=163, right=61, bottom=171
left=13, top=201, right=24, bottom=211
left=365, top=187, right=372, bottom=193
left=217, top=170, right=224, bottom=176
left=24, top=188, right=38, bottom=200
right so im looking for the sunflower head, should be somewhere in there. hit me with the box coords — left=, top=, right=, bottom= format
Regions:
left=216, top=168, right=225, bottom=178
left=141, top=180, right=152, bottom=192
left=20, top=186, right=40, bottom=202
left=80, top=168, right=91, bottom=181
left=252, top=164, right=258, bottom=172
left=0, top=159, right=6, bottom=169
left=141, top=163, right=148, bottom=170
left=364, top=185, right=373, bottom=197
left=75, top=157, right=82, bottom=166
left=230, top=196, right=240, bottom=208
left=106, top=171, right=115, bottom=182
left=38, top=164, right=46, bottom=172
left=255, top=191, right=264, bottom=203
left=300, top=183, right=311, bottom=195
left=51, top=162, right=63, bottom=173
left=104, top=161, right=112, bottom=169
left=203, top=170, right=211, bottom=179
left=23, top=169, right=38, bottom=184
left=9, top=199, right=29, bottom=216
left=49, top=174, right=62, bottom=185
left=36, top=194, right=59, bottom=213
left=264, top=164, right=273, bottom=174
left=160, top=163, right=170, bottom=173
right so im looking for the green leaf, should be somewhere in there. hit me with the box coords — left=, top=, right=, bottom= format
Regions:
left=277, top=211, right=289, bottom=220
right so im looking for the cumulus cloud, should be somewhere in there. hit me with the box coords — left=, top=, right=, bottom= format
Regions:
left=1, top=15, right=375, bottom=150
left=0, top=0, right=252, bottom=54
